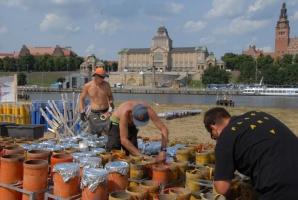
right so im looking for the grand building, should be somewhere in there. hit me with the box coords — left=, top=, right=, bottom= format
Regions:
left=243, top=3, right=298, bottom=59
left=0, top=45, right=77, bottom=59
left=118, top=25, right=225, bottom=73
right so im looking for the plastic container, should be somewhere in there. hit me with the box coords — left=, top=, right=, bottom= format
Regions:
left=0, top=122, right=16, bottom=137
left=6, top=124, right=45, bottom=139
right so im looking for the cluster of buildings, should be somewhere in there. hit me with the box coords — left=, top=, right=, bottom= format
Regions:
left=1, top=3, right=297, bottom=88
left=243, top=3, right=298, bottom=59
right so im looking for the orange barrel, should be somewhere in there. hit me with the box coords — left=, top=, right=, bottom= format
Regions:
left=0, top=154, right=24, bottom=199
left=165, top=162, right=179, bottom=183
left=22, top=159, right=48, bottom=200
left=27, top=149, right=50, bottom=161
left=139, top=180, right=161, bottom=200
left=81, top=168, right=109, bottom=200
left=126, top=186, right=149, bottom=200
left=14, top=104, right=20, bottom=124
left=196, top=150, right=210, bottom=165
left=176, top=148, right=191, bottom=162
left=53, top=162, right=80, bottom=198
left=3, top=146, right=25, bottom=155
left=152, top=164, right=170, bottom=186
left=105, top=161, right=129, bottom=193
left=78, top=157, right=102, bottom=177
left=51, top=153, right=74, bottom=178
left=169, top=187, right=191, bottom=200
left=174, top=160, right=189, bottom=187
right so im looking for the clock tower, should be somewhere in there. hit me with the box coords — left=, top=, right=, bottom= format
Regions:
left=275, top=2, right=290, bottom=58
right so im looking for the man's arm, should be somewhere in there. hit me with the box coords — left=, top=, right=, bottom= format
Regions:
left=106, top=83, right=114, bottom=110
left=147, top=106, right=169, bottom=158
left=214, top=180, right=232, bottom=197
left=79, top=85, right=88, bottom=113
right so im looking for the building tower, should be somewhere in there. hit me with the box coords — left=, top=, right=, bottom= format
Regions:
left=275, top=2, right=290, bottom=58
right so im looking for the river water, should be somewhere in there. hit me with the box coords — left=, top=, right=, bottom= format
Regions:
left=27, top=92, right=298, bottom=110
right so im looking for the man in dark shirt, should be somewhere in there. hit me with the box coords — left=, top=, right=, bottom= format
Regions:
left=203, top=107, right=298, bottom=200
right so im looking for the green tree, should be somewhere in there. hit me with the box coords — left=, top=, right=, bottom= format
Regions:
left=221, top=52, right=238, bottom=70
left=17, top=72, right=27, bottom=85
left=111, top=62, right=118, bottom=71
left=202, top=65, right=230, bottom=85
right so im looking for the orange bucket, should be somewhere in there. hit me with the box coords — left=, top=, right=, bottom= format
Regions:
left=81, top=168, right=109, bottom=200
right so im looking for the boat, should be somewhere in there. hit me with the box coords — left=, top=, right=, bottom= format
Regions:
left=216, top=93, right=235, bottom=107
left=242, top=85, right=298, bottom=96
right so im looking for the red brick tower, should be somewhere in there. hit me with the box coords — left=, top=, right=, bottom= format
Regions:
left=275, top=2, right=290, bottom=58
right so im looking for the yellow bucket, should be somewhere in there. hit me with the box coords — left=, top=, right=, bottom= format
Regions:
left=196, top=150, right=210, bottom=165
left=176, top=148, right=191, bottom=161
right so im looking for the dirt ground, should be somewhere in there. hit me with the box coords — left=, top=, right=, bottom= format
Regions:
left=43, top=104, right=298, bottom=146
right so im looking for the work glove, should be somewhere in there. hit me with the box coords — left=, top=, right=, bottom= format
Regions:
left=80, top=112, right=87, bottom=121
left=109, top=102, right=115, bottom=112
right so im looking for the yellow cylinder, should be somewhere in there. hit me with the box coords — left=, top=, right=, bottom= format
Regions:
left=176, top=148, right=191, bottom=162
left=0, top=104, right=3, bottom=121
left=25, top=104, right=31, bottom=124
left=7, top=103, right=12, bottom=122
left=196, top=150, right=210, bottom=165
left=14, top=104, right=20, bottom=124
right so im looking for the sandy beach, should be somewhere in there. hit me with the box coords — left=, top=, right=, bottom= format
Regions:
left=43, top=104, right=298, bottom=145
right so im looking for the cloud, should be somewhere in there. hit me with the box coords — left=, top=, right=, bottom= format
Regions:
left=0, top=0, right=28, bottom=10
left=199, top=36, right=227, bottom=45
left=40, top=13, right=80, bottom=36
left=85, top=44, right=95, bottom=54
left=290, top=11, right=298, bottom=20
left=213, top=17, right=270, bottom=35
left=258, top=45, right=273, bottom=52
left=184, top=21, right=206, bottom=33
left=205, top=0, right=246, bottom=19
left=94, top=19, right=123, bottom=35
left=0, top=26, right=8, bottom=34
left=166, top=2, right=183, bottom=14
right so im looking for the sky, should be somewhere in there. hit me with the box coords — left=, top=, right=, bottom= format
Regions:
left=0, top=0, right=298, bottom=61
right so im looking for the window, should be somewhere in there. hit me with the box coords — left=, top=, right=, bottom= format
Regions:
left=154, top=52, right=163, bottom=60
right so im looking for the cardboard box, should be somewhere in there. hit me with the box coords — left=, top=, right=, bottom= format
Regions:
left=0, top=122, right=17, bottom=137
left=6, top=124, right=45, bottom=139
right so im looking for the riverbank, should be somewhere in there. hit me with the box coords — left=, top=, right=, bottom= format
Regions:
left=136, top=104, right=298, bottom=145
left=43, top=104, right=298, bottom=144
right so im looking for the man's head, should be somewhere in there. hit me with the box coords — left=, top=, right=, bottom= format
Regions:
left=92, top=67, right=109, bottom=78
left=132, top=104, right=149, bottom=126
left=203, top=107, right=231, bottom=140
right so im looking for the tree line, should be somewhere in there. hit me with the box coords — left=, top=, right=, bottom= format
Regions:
left=202, top=53, right=298, bottom=85
left=0, top=54, right=118, bottom=72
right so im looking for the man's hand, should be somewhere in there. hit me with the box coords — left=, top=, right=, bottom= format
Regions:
left=80, top=112, right=87, bottom=121
left=158, top=150, right=167, bottom=159
left=110, top=102, right=115, bottom=110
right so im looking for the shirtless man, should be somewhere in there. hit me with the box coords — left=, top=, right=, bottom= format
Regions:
left=79, top=67, right=114, bottom=136
left=106, top=101, right=169, bottom=159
